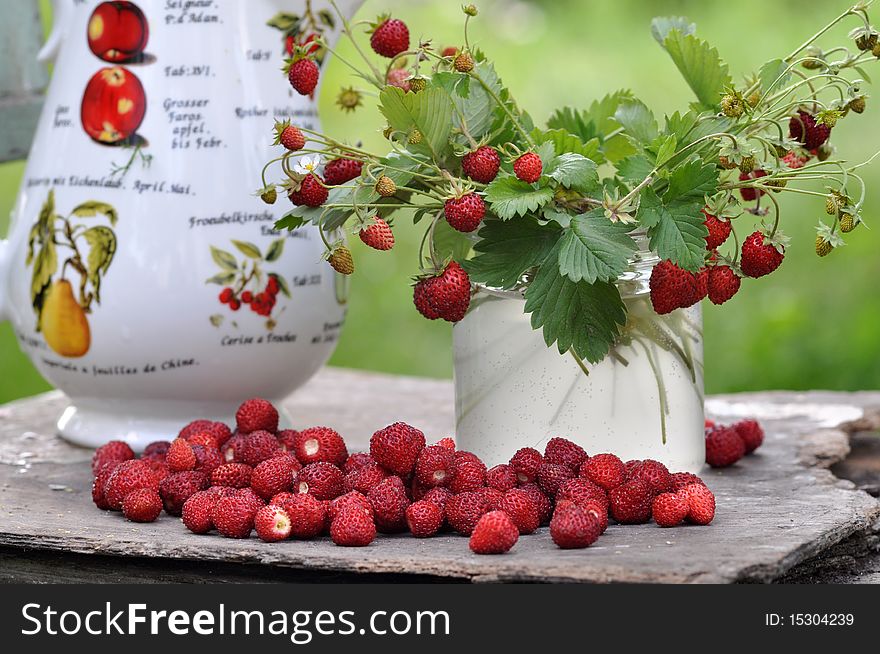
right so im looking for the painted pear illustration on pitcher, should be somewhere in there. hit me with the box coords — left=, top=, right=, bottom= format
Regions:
left=40, top=280, right=91, bottom=357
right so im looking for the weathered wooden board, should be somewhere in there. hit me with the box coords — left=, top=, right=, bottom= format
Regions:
left=1, top=368, right=878, bottom=583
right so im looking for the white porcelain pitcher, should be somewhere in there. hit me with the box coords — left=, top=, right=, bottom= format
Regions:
left=0, top=0, right=362, bottom=449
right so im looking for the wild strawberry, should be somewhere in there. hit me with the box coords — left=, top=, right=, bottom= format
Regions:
left=453, top=51, right=475, bottom=72
left=235, top=398, right=278, bottom=433
left=180, top=420, right=232, bottom=447
left=652, top=491, right=689, bottom=527
left=782, top=150, right=809, bottom=169
left=434, top=437, right=456, bottom=450
left=497, top=488, right=540, bottom=534
left=444, top=192, right=485, bottom=233
left=191, top=445, right=223, bottom=476
left=694, top=266, right=709, bottom=301
left=284, top=493, right=327, bottom=538
left=477, top=486, right=504, bottom=511
left=649, top=260, right=699, bottom=315
left=292, top=426, right=347, bottom=467
left=344, top=461, right=386, bottom=495
left=294, top=462, right=344, bottom=500
left=445, top=491, right=488, bottom=535
left=550, top=501, right=602, bottom=549
left=288, top=57, right=319, bottom=95
left=740, top=231, right=784, bottom=278
left=461, top=146, right=501, bottom=183
left=289, top=173, right=329, bottom=207
left=739, top=169, right=768, bottom=201
left=91, top=440, right=134, bottom=475
left=104, top=460, right=159, bottom=510
left=236, top=487, right=266, bottom=513
left=92, top=462, right=118, bottom=510
left=330, top=507, right=377, bottom=546
left=368, top=477, right=409, bottom=532
left=789, top=110, right=831, bottom=150
left=627, top=459, right=672, bottom=495
left=449, top=452, right=487, bottom=493
left=369, top=422, right=425, bottom=476
left=343, top=452, right=374, bottom=474
left=359, top=216, right=395, bottom=251
left=608, top=479, right=653, bottom=524
left=519, top=482, right=553, bottom=524
left=212, top=494, right=257, bottom=538
left=328, top=490, right=374, bottom=522
left=251, top=456, right=297, bottom=500
left=469, top=510, right=519, bottom=554
left=544, top=437, right=588, bottom=469
left=705, top=426, right=746, bottom=468
left=181, top=490, right=216, bottom=534
left=413, top=261, right=471, bottom=322
left=513, top=152, right=543, bottom=183
left=707, top=265, right=741, bottom=305
left=509, top=447, right=543, bottom=483
left=121, top=488, right=163, bottom=523
left=581, top=453, right=626, bottom=491
left=556, top=477, right=608, bottom=511
left=682, top=483, right=716, bottom=525
left=375, top=175, right=396, bottom=197
left=486, top=464, right=518, bottom=492
left=670, top=471, right=706, bottom=492
left=166, top=438, right=196, bottom=472
left=159, top=470, right=209, bottom=516
left=233, top=430, right=280, bottom=467
left=323, top=157, right=363, bottom=185
left=370, top=17, right=409, bottom=58
left=734, top=419, right=764, bottom=453
left=211, top=462, right=252, bottom=488
left=253, top=504, right=291, bottom=542
left=385, top=67, right=411, bottom=91
left=537, top=462, right=575, bottom=496
left=423, top=486, right=453, bottom=512
left=406, top=500, right=444, bottom=537
left=441, top=46, right=458, bottom=57
left=279, top=124, right=306, bottom=151
left=141, top=440, right=171, bottom=462
left=328, top=246, right=354, bottom=275
left=414, top=445, right=455, bottom=488
left=703, top=209, right=731, bottom=249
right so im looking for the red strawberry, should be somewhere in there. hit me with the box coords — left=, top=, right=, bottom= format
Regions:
left=670, top=471, right=706, bottom=492
left=344, top=461, right=386, bottom=495
left=477, top=487, right=504, bottom=511
left=694, top=267, right=709, bottom=302
left=789, top=110, right=831, bottom=150
left=434, top=437, right=456, bottom=450
left=328, top=490, right=374, bottom=522
left=292, top=426, right=347, bottom=467
left=212, top=494, right=257, bottom=538
left=782, top=150, right=809, bottom=169
left=370, top=18, right=410, bottom=58
left=734, top=419, right=765, bottom=453
left=740, top=231, right=784, bottom=278
left=580, top=498, right=609, bottom=534
left=423, top=486, right=453, bottom=512
left=543, top=437, right=588, bottom=469
left=369, top=422, right=425, bottom=476
left=284, top=493, right=327, bottom=539
left=682, top=483, right=716, bottom=525
left=405, top=500, right=444, bottom=537
left=159, top=470, right=209, bottom=516
left=461, top=146, right=501, bottom=184
left=254, top=504, right=292, bottom=542
left=444, top=192, right=486, bottom=233
left=509, top=447, right=543, bottom=483
left=121, top=488, right=163, bottom=523
left=359, top=217, right=395, bottom=251
left=486, top=464, right=518, bottom=492
left=91, top=440, right=134, bottom=475
left=627, top=459, right=672, bottom=495
left=513, top=152, right=543, bottom=183
left=413, top=261, right=471, bottom=322
left=191, top=445, right=223, bottom=476
left=581, top=453, right=626, bottom=491
left=707, top=265, right=741, bottom=305
left=211, top=462, right=253, bottom=488
left=279, top=125, right=306, bottom=151
left=556, top=477, right=608, bottom=511
left=182, top=490, right=217, bottom=534
left=739, top=170, right=767, bottom=201
left=343, top=452, right=375, bottom=474
left=446, top=491, right=488, bottom=535
left=703, top=209, right=731, bottom=249
left=414, top=445, right=455, bottom=488
left=385, top=67, right=411, bottom=91
left=276, top=429, right=299, bottom=452
left=550, top=501, right=602, bottom=549
left=323, top=157, right=363, bottom=185
left=469, top=510, right=519, bottom=554
left=649, top=260, right=699, bottom=314
left=651, top=491, right=689, bottom=527
left=288, top=57, right=319, bottom=95
left=180, top=420, right=232, bottom=447
left=104, top=460, right=159, bottom=510
left=705, top=426, right=746, bottom=468
left=235, top=398, right=279, bottom=433
left=166, top=438, right=196, bottom=472
left=141, top=440, right=171, bottom=462
left=519, top=482, right=553, bottom=524
left=251, top=456, right=298, bottom=500
left=233, top=430, right=280, bottom=467
left=537, top=462, right=575, bottom=497
left=449, top=452, right=487, bottom=494
left=608, top=479, right=653, bottom=524
left=330, top=507, right=376, bottom=546
left=288, top=173, right=329, bottom=207
left=497, top=488, right=540, bottom=534
left=293, top=462, right=344, bottom=500
left=368, top=477, right=409, bottom=533
left=92, top=462, right=119, bottom=510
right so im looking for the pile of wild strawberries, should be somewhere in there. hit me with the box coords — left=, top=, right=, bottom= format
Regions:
left=90, top=399, right=764, bottom=554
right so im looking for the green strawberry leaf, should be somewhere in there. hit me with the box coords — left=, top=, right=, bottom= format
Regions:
left=758, top=58, right=791, bottom=96
left=664, top=158, right=718, bottom=203
left=639, top=187, right=707, bottom=271
left=433, top=219, right=474, bottom=263
left=615, top=154, right=655, bottom=182
left=379, top=86, right=453, bottom=157
left=464, top=217, right=560, bottom=289
left=658, top=28, right=732, bottom=110
left=274, top=212, right=309, bottom=232
left=532, top=127, right=603, bottom=164
left=557, top=212, right=638, bottom=284
left=651, top=16, right=696, bottom=43
left=484, top=176, right=554, bottom=220
left=614, top=100, right=659, bottom=146
left=545, top=153, right=599, bottom=193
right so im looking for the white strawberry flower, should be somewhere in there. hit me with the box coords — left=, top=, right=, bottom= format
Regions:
left=293, top=155, right=322, bottom=175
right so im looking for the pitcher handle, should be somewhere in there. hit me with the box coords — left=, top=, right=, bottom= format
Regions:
left=37, top=0, right=71, bottom=63
left=0, top=238, right=9, bottom=322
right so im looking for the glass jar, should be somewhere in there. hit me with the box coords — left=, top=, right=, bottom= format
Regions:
left=453, top=233, right=705, bottom=472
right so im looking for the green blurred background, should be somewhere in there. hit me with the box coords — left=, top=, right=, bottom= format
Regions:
left=2, top=0, right=879, bottom=404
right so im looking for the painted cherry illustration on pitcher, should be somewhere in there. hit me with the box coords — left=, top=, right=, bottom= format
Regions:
left=88, top=1, right=150, bottom=63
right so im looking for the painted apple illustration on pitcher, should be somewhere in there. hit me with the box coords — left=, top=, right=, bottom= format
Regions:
left=81, top=66, right=146, bottom=144
left=87, top=1, right=149, bottom=63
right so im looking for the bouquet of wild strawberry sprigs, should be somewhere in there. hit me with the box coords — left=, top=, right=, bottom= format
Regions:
left=261, top=2, right=879, bottom=368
